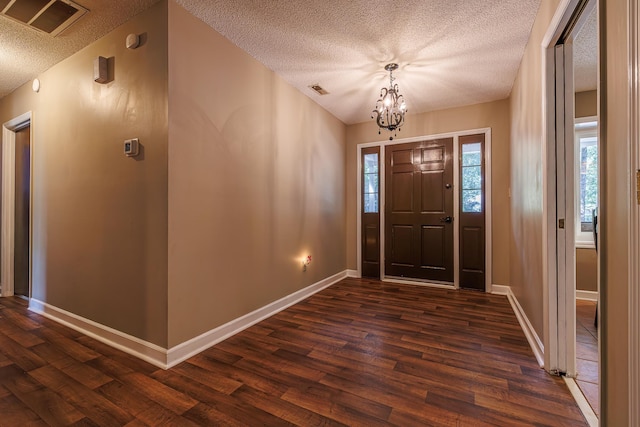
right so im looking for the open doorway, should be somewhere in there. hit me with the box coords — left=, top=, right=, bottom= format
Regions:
left=573, top=5, right=599, bottom=416
left=1, top=112, right=32, bottom=299
left=13, top=124, right=31, bottom=297
left=544, top=0, right=599, bottom=424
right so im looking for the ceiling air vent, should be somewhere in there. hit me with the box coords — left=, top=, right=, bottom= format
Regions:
left=1, top=0, right=87, bottom=37
left=309, top=84, right=329, bottom=95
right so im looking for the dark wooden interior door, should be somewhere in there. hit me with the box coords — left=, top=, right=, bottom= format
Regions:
left=459, top=134, right=486, bottom=290
left=14, top=125, right=30, bottom=297
left=385, top=138, right=454, bottom=282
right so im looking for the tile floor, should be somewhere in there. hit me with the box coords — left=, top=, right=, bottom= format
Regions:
left=576, top=299, right=599, bottom=417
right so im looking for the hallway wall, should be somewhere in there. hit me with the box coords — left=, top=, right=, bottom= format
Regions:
left=576, top=248, right=597, bottom=292
left=575, top=90, right=597, bottom=118
left=508, top=0, right=561, bottom=342
left=0, top=2, right=169, bottom=346
left=166, top=1, right=347, bottom=347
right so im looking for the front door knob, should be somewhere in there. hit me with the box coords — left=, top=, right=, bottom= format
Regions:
left=440, top=216, right=453, bottom=223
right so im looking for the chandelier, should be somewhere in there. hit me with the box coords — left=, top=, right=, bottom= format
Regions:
left=371, top=63, right=407, bottom=140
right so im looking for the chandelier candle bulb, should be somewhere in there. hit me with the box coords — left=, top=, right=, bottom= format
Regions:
left=371, top=63, right=407, bottom=140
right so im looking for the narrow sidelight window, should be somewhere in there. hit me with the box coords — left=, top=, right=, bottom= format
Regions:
left=363, top=153, right=379, bottom=213
left=361, top=147, right=381, bottom=279
left=461, top=142, right=483, bottom=213
left=458, top=134, right=486, bottom=291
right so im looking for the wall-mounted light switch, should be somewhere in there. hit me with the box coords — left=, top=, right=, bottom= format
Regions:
left=124, top=138, right=139, bottom=157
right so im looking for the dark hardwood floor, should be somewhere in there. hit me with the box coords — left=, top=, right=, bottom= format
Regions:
left=0, top=278, right=587, bottom=426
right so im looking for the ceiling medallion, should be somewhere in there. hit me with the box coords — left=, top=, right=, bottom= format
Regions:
left=371, top=63, right=407, bottom=140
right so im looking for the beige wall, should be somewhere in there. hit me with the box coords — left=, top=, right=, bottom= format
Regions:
left=601, top=0, right=629, bottom=423
left=575, top=90, right=597, bottom=118
left=508, top=0, right=561, bottom=339
left=0, top=0, right=347, bottom=351
left=166, top=2, right=346, bottom=347
left=345, top=99, right=511, bottom=286
left=576, top=248, right=597, bottom=292
left=0, top=2, right=169, bottom=346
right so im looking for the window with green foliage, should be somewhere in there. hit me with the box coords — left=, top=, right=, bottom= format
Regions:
left=363, top=153, right=379, bottom=213
left=579, top=136, right=598, bottom=229
left=461, top=143, right=482, bottom=213
left=575, top=119, right=598, bottom=246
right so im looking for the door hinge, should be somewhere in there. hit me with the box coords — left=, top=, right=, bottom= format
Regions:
left=636, top=170, right=640, bottom=204
left=558, top=218, right=565, bottom=229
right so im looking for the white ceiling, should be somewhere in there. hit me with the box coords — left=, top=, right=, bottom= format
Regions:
left=0, top=0, right=599, bottom=125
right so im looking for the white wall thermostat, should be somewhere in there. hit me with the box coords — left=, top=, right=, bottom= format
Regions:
left=124, top=138, right=140, bottom=157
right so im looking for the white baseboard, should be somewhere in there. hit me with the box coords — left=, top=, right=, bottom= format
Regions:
left=490, top=284, right=510, bottom=295
left=29, top=299, right=168, bottom=369
left=576, top=290, right=598, bottom=301
left=492, top=284, right=545, bottom=367
left=165, top=270, right=348, bottom=368
left=346, top=269, right=359, bottom=278
left=29, top=270, right=348, bottom=370
left=563, top=377, right=599, bottom=427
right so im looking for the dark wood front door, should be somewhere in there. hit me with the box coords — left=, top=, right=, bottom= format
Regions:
left=385, top=138, right=454, bottom=282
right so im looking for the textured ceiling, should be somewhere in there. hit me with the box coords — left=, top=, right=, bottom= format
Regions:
left=0, top=0, right=160, bottom=99
left=574, top=7, right=598, bottom=93
left=1, top=0, right=597, bottom=125
left=177, top=0, right=542, bottom=124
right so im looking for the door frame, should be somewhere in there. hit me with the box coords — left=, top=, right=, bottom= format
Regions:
left=1, top=111, right=32, bottom=298
left=356, top=127, right=492, bottom=291
left=629, top=0, right=640, bottom=424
